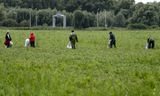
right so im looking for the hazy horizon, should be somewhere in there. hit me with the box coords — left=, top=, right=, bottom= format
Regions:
left=135, top=0, right=160, bottom=3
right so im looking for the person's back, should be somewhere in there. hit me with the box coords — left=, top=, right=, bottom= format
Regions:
left=147, top=37, right=155, bottom=49
left=69, top=30, right=78, bottom=49
left=29, top=32, right=35, bottom=47
left=150, top=39, right=155, bottom=48
left=109, top=32, right=116, bottom=48
left=109, top=33, right=115, bottom=41
left=29, top=33, right=35, bottom=42
left=69, top=33, right=78, bottom=43
left=6, top=33, right=12, bottom=41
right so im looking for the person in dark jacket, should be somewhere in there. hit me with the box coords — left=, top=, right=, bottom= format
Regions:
left=29, top=32, right=35, bottom=47
left=69, top=30, right=78, bottom=49
left=108, top=32, right=116, bottom=48
left=146, top=36, right=155, bottom=49
left=4, top=32, right=12, bottom=48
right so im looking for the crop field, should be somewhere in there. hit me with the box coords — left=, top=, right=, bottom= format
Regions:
left=0, top=29, right=160, bottom=96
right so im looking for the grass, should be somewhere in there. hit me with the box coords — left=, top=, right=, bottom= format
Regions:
left=0, top=29, right=160, bottom=96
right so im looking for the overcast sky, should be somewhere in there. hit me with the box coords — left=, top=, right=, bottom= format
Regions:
left=135, top=0, right=160, bottom=3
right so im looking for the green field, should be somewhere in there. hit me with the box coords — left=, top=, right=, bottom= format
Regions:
left=0, top=29, right=160, bottom=96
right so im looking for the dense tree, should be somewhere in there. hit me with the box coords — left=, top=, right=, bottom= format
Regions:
left=129, top=3, right=159, bottom=26
left=2, top=19, right=18, bottom=27
left=114, top=12, right=126, bottom=27
left=73, top=10, right=84, bottom=28
left=0, top=0, right=160, bottom=28
left=83, top=11, right=95, bottom=28
left=105, top=11, right=115, bottom=27
left=37, top=9, right=53, bottom=26
left=19, top=20, right=30, bottom=27
left=62, top=10, right=74, bottom=26
left=0, top=3, right=5, bottom=21
left=0, top=0, right=115, bottom=12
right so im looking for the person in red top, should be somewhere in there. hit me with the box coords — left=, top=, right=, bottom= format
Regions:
left=29, top=32, right=35, bottom=47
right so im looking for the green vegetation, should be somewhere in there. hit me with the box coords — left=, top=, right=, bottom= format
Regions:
left=0, top=0, right=160, bottom=28
left=128, top=23, right=147, bottom=29
left=0, top=29, right=160, bottom=95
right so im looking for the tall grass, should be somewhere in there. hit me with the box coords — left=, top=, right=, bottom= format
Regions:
left=0, top=29, right=160, bottom=96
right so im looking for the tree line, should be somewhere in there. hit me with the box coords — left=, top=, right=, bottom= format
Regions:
left=0, top=0, right=160, bottom=29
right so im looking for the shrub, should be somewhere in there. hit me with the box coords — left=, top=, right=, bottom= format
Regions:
left=19, top=20, right=30, bottom=27
left=127, top=23, right=147, bottom=29
left=149, top=25, right=159, bottom=29
left=2, top=19, right=18, bottom=27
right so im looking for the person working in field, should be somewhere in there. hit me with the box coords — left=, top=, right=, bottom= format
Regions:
left=146, top=36, right=155, bottom=49
left=108, top=32, right=116, bottom=48
left=69, top=30, right=78, bottom=49
left=4, top=32, right=13, bottom=48
left=29, top=32, right=36, bottom=47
